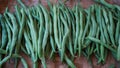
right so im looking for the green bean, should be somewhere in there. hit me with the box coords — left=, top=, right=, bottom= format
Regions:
left=82, top=51, right=87, bottom=59
left=100, top=34, right=105, bottom=62
left=17, top=0, right=26, bottom=8
left=97, top=57, right=102, bottom=64
left=31, top=6, right=37, bottom=16
left=58, top=10, right=62, bottom=45
left=71, top=23, right=76, bottom=46
left=89, top=44, right=94, bottom=55
left=117, top=35, right=120, bottom=61
left=114, top=5, right=120, bottom=11
left=86, top=46, right=91, bottom=59
left=0, top=58, right=2, bottom=67
left=4, top=23, right=11, bottom=52
left=21, top=58, right=28, bottom=68
left=25, top=42, right=30, bottom=55
left=102, top=7, right=109, bottom=24
left=60, top=11, right=70, bottom=61
left=26, top=9, right=38, bottom=56
left=65, top=55, right=76, bottom=68
left=96, top=5, right=105, bottom=41
left=68, top=37, right=74, bottom=57
left=24, top=31, right=37, bottom=62
left=1, top=17, right=7, bottom=49
left=0, top=55, right=11, bottom=65
left=45, top=42, right=51, bottom=57
left=58, top=7, right=64, bottom=46
left=41, top=56, right=47, bottom=68
left=33, top=61, right=38, bottom=68
left=94, top=34, right=101, bottom=64
left=60, top=20, right=64, bottom=41
left=78, top=10, right=84, bottom=56
left=53, top=5, right=61, bottom=49
left=94, top=0, right=114, bottom=8
left=82, top=8, right=91, bottom=47
left=15, top=5, right=21, bottom=24
left=49, top=16, right=52, bottom=35
left=115, top=20, right=120, bottom=44
left=107, top=11, right=115, bottom=47
left=101, top=16, right=109, bottom=62
left=65, top=8, right=72, bottom=26
left=85, top=6, right=96, bottom=46
left=86, top=36, right=116, bottom=53
left=101, top=8, right=110, bottom=44
left=36, top=5, right=44, bottom=59
left=40, top=5, right=49, bottom=52
left=21, top=46, right=28, bottom=55
left=50, top=49, right=54, bottom=59
left=4, top=14, right=12, bottom=32
left=71, top=6, right=76, bottom=47
left=95, top=27, right=100, bottom=55
left=86, top=47, right=94, bottom=62
left=24, top=31, right=33, bottom=52
left=84, top=24, right=92, bottom=46
left=69, top=8, right=76, bottom=42
left=74, top=5, right=80, bottom=54
left=50, top=36, right=56, bottom=52
left=104, top=49, right=107, bottom=64
left=90, top=6, right=97, bottom=38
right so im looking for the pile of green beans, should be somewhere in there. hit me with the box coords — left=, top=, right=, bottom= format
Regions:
left=0, top=0, right=120, bottom=68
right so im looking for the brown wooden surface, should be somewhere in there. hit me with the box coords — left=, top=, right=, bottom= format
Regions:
left=0, top=0, right=120, bottom=68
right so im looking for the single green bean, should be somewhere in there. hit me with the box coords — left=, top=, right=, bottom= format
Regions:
left=53, top=5, right=61, bottom=49
left=117, top=35, right=120, bottom=61
left=65, top=55, right=76, bottom=68
left=86, top=36, right=116, bottom=53
left=1, top=17, right=7, bottom=49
